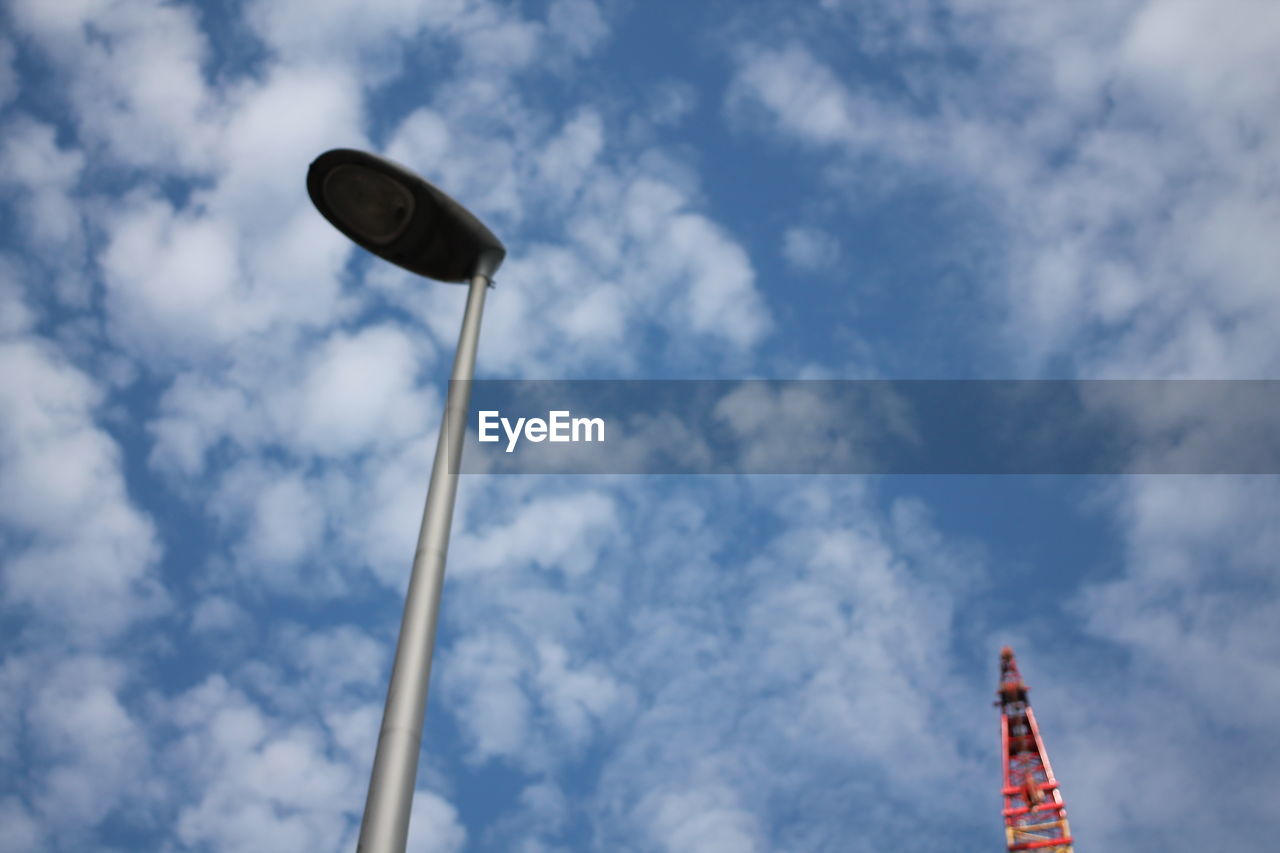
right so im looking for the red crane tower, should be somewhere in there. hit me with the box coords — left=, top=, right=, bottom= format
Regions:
left=996, top=646, right=1073, bottom=852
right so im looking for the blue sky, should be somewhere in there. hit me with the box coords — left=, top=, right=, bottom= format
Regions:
left=2, top=1, right=1279, bottom=851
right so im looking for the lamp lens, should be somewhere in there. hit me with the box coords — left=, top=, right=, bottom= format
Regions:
left=322, top=164, right=415, bottom=245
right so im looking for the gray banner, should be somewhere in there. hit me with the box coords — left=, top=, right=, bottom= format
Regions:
left=449, top=380, right=1280, bottom=474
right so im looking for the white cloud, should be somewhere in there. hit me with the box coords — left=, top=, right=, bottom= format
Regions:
left=246, top=0, right=601, bottom=83
left=587, top=480, right=988, bottom=849
left=710, top=381, right=917, bottom=472
left=336, top=439, right=436, bottom=586
left=291, top=625, right=388, bottom=700
left=465, top=173, right=770, bottom=374
left=147, top=321, right=446, bottom=592
left=149, top=372, right=256, bottom=477
left=9, top=0, right=219, bottom=172
left=430, top=480, right=640, bottom=771
left=159, top=653, right=458, bottom=853
left=148, top=321, right=433, bottom=480
left=1119, top=0, right=1280, bottom=122
left=453, top=489, right=619, bottom=577
left=781, top=224, right=841, bottom=272
left=288, top=325, right=435, bottom=457
left=324, top=703, right=382, bottom=766
left=0, top=264, right=36, bottom=335
left=1079, top=477, right=1280, bottom=724
left=210, top=63, right=366, bottom=229
left=95, top=60, right=364, bottom=365
left=724, top=8, right=1280, bottom=850
left=101, top=196, right=248, bottom=358
left=440, top=631, right=534, bottom=763
left=1040, top=478, right=1280, bottom=849
left=667, top=213, right=770, bottom=350
left=3, top=2, right=1188, bottom=851
left=383, top=109, right=452, bottom=178
left=163, top=676, right=364, bottom=853
left=0, top=117, right=90, bottom=305
left=0, top=338, right=163, bottom=639
left=530, top=110, right=606, bottom=207
left=0, top=37, right=17, bottom=109
left=646, top=80, right=698, bottom=128
left=245, top=0, right=452, bottom=67
left=433, top=477, right=991, bottom=848
left=227, top=466, right=327, bottom=570
left=641, top=785, right=763, bottom=853
left=190, top=594, right=249, bottom=634
left=0, top=653, right=153, bottom=848
left=405, top=789, right=468, bottom=853
left=25, top=656, right=150, bottom=827
left=0, top=117, right=84, bottom=247
left=728, top=4, right=1280, bottom=375
left=547, top=0, right=610, bottom=58
left=729, top=44, right=883, bottom=149
left=533, top=641, right=629, bottom=748
left=376, top=89, right=773, bottom=379
left=0, top=797, right=42, bottom=852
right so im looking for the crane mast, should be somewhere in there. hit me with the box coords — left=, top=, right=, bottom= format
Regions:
left=997, top=647, right=1074, bottom=852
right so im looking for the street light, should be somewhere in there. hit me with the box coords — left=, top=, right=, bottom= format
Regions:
left=307, top=149, right=506, bottom=853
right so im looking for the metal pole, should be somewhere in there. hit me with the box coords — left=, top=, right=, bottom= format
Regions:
left=357, top=271, right=489, bottom=853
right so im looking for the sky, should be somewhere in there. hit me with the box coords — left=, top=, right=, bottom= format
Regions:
left=1, top=0, right=1279, bottom=851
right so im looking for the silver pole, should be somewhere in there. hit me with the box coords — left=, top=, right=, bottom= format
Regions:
left=357, top=271, right=489, bottom=853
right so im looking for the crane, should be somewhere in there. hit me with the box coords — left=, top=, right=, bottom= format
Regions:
left=997, top=646, right=1074, bottom=851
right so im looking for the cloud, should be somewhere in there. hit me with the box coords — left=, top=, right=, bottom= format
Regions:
left=0, top=37, right=17, bottom=109
left=1030, top=479, right=1280, bottom=848
left=210, top=63, right=366, bottom=231
left=639, top=784, right=764, bottom=853
left=533, top=640, right=628, bottom=748
left=432, top=476, right=990, bottom=849
left=14, top=0, right=1275, bottom=850
left=781, top=225, right=841, bottom=272
left=375, top=91, right=773, bottom=379
left=0, top=652, right=152, bottom=849
left=216, top=463, right=328, bottom=575
left=1119, top=0, right=1280, bottom=121
left=94, top=62, right=364, bottom=364
left=190, top=593, right=249, bottom=634
left=0, top=117, right=90, bottom=304
left=148, top=321, right=434, bottom=479
left=101, top=196, right=248, bottom=356
left=436, top=482, right=637, bottom=771
left=0, top=336, right=164, bottom=640
left=24, top=656, right=150, bottom=827
left=727, top=3, right=1280, bottom=375
left=246, top=0, right=606, bottom=82
left=0, top=118, right=85, bottom=248
left=287, top=324, right=436, bottom=457
left=8, top=0, right=219, bottom=172
left=722, top=6, right=1280, bottom=849
left=440, top=630, right=537, bottom=764
left=405, top=789, right=468, bottom=853
left=163, top=675, right=360, bottom=852
left=0, top=274, right=35, bottom=342
left=547, top=0, right=610, bottom=58
left=0, top=797, right=42, bottom=852
left=452, top=489, right=619, bottom=578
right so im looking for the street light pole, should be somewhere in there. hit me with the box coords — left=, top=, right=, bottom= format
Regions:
left=357, top=271, right=488, bottom=853
left=305, top=148, right=506, bottom=853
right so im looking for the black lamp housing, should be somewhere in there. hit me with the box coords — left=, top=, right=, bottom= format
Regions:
left=307, top=148, right=505, bottom=283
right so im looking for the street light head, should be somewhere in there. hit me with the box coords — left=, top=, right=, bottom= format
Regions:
left=307, top=148, right=505, bottom=282
left=321, top=164, right=416, bottom=246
